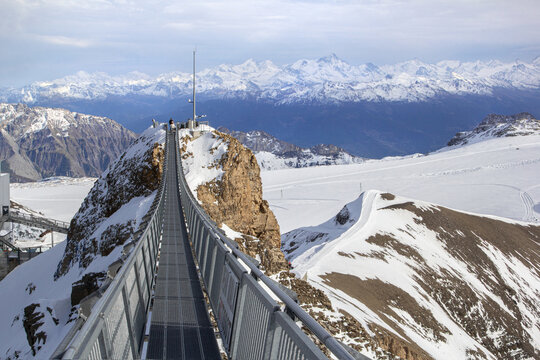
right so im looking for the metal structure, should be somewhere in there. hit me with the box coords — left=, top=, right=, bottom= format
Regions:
left=187, top=50, right=206, bottom=130
left=8, top=210, right=69, bottom=234
left=52, top=126, right=358, bottom=360
left=0, top=173, right=9, bottom=217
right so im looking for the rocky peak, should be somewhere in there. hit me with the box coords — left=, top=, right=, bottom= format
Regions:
left=310, top=143, right=348, bottom=156
left=218, top=127, right=301, bottom=154
left=480, top=112, right=535, bottom=126
left=448, top=112, right=540, bottom=146
left=184, top=130, right=287, bottom=274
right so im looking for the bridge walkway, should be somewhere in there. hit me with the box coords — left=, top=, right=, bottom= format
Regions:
left=146, top=132, right=221, bottom=359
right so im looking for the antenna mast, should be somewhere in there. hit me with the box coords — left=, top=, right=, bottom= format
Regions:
left=192, top=49, right=196, bottom=125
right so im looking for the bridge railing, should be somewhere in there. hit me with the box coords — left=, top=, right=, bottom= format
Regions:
left=52, top=128, right=169, bottom=359
left=9, top=210, right=70, bottom=233
left=175, top=130, right=355, bottom=360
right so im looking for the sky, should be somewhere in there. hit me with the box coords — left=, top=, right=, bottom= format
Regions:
left=1, top=0, right=540, bottom=87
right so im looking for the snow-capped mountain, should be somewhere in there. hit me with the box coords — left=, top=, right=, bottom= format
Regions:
left=0, top=103, right=136, bottom=181
left=2, top=54, right=540, bottom=104
left=447, top=112, right=540, bottom=146
left=281, top=191, right=540, bottom=359
left=218, top=127, right=364, bottom=170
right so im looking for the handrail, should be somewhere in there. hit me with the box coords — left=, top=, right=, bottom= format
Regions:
left=0, top=233, right=18, bottom=251
left=175, top=130, right=356, bottom=360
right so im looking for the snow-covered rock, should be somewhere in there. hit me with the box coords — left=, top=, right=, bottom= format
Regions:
left=179, top=127, right=286, bottom=274
left=447, top=112, right=540, bottom=146
left=282, top=191, right=540, bottom=359
left=2, top=55, right=540, bottom=104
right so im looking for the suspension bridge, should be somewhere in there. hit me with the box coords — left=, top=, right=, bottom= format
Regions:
left=49, top=127, right=365, bottom=360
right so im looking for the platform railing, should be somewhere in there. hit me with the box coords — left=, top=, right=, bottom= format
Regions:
left=175, top=130, right=355, bottom=360
left=8, top=211, right=70, bottom=233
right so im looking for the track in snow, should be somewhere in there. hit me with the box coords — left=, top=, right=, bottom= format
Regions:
left=520, top=191, right=538, bottom=223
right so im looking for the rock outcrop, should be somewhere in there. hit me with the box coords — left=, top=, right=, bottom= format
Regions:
left=0, top=103, right=136, bottom=181
left=186, top=131, right=287, bottom=274
left=448, top=112, right=540, bottom=146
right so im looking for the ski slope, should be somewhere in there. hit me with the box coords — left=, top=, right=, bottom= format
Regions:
left=262, top=135, right=540, bottom=233
left=10, top=177, right=96, bottom=222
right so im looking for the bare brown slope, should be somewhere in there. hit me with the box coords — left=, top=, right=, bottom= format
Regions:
left=323, top=195, right=540, bottom=359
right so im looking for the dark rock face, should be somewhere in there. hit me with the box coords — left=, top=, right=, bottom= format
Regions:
left=335, top=206, right=351, bottom=225
left=0, top=103, right=136, bottom=181
left=448, top=112, right=539, bottom=146
left=23, top=304, right=47, bottom=356
left=70, top=272, right=107, bottom=306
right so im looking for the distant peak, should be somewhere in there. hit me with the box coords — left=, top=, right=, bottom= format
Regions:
left=482, top=112, right=536, bottom=125
left=318, top=53, right=346, bottom=64
left=448, top=112, right=539, bottom=146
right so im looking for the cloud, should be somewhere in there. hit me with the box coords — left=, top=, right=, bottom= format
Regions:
left=163, top=23, right=194, bottom=31
left=36, top=35, right=95, bottom=48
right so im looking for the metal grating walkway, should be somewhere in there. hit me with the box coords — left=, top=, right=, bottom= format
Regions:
left=147, top=132, right=221, bottom=360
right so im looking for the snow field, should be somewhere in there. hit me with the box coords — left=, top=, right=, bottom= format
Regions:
left=262, top=135, right=540, bottom=233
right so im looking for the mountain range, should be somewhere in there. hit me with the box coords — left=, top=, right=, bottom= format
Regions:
left=1, top=55, right=539, bottom=158
left=2, top=54, right=540, bottom=104
left=0, top=110, right=538, bottom=359
left=0, top=103, right=136, bottom=181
